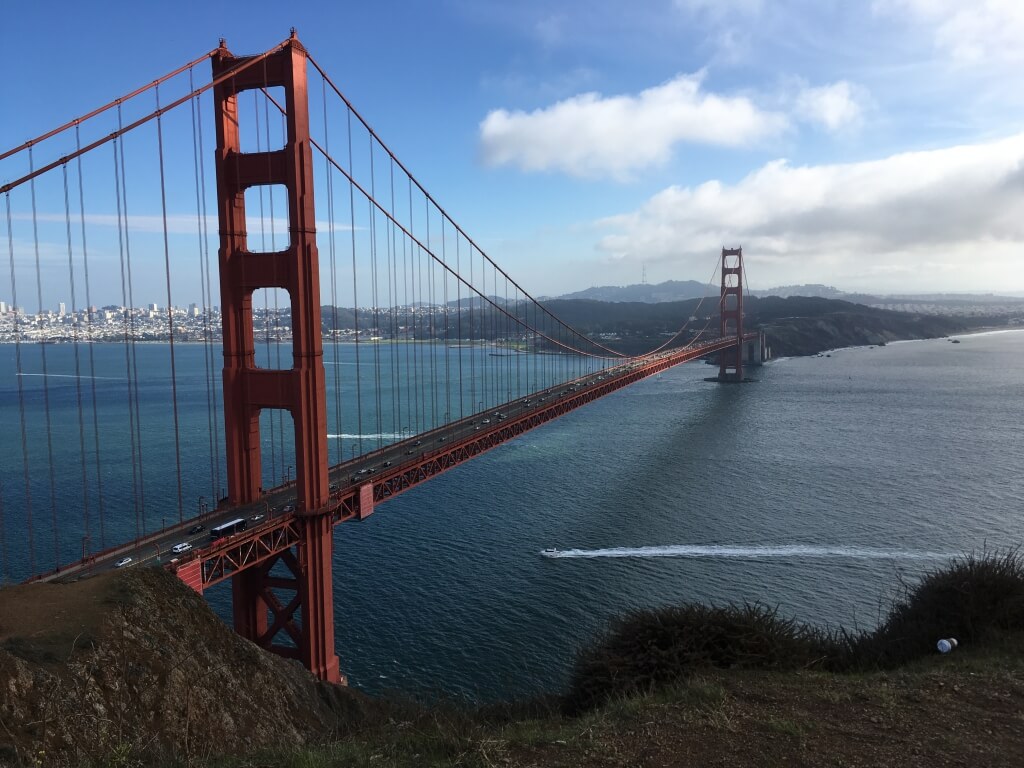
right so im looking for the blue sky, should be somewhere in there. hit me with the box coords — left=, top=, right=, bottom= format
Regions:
left=2, top=0, right=1023, bottom=306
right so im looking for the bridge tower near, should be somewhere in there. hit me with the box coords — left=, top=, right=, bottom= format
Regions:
left=212, top=34, right=340, bottom=683
left=718, top=247, right=745, bottom=382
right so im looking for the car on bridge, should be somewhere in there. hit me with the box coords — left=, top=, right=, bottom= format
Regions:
left=188, top=524, right=205, bottom=535
left=114, top=557, right=132, bottom=568
left=171, top=542, right=192, bottom=554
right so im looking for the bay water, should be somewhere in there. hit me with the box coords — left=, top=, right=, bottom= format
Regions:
left=2, top=330, right=1022, bottom=700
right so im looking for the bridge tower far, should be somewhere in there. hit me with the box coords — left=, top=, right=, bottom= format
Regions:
left=212, top=34, right=340, bottom=683
left=718, top=247, right=745, bottom=382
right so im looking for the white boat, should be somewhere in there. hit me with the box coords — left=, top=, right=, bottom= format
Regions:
left=542, top=548, right=559, bottom=555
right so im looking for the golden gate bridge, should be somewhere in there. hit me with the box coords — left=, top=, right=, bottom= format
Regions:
left=0, top=33, right=762, bottom=683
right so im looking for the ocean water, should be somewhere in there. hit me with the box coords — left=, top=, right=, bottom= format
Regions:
left=2, top=330, right=1023, bottom=701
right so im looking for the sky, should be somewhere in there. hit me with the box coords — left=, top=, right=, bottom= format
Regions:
left=2, top=0, right=1023, bottom=306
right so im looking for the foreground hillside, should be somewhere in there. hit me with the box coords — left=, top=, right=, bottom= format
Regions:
left=2, top=558, right=1023, bottom=767
left=0, top=569, right=383, bottom=766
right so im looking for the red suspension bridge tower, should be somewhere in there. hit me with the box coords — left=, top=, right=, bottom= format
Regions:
left=212, top=34, right=340, bottom=683
left=718, top=247, right=745, bottom=382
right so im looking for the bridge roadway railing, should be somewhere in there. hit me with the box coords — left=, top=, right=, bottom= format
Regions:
left=191, top=333, right=753, bottom=590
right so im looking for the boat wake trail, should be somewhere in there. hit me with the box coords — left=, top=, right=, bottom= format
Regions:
left=541, top=545, right=958, bottom=561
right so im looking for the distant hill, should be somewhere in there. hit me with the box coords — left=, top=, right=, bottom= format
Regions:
left=555, top=280, right=1024, bottom=313
left=540, top=295, right=980, bottom=356
left=752, top=283, right=846, bottom=299
left=556, top=280, right=717, bottom=303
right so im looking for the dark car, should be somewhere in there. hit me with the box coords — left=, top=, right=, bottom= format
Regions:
left=188, top=524, right=205, bottom=535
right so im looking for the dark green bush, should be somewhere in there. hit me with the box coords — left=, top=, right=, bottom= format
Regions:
left=564, top=549, right=1024, bottom=713
left=563, top=602, right=837, bottom=714
left=854, top=548, right=1024, bottom=668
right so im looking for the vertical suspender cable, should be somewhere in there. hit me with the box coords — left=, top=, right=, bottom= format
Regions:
left=190, top=67, right=219, bottom=508
left=426, top=198, right=436, bottom=428
left=400, top=173, right=412, bottom=440
left=368, top=138, right=383, bottom=448
left=117, top=105, right=147, bottom=533
left=264, top=85, right=283, bottom=482
left=275, top=109, right=287, bottom=477
left=62, top=163, right=91, bottom=553
left=456, top=234, right=464, bottom=417
left=441, top=219, right=451, bottom=423
left=386, top=157, right=399, bottom=440
left=75, top=126, right=106, bottom=548
left=28, top=148, right=61, bottom=568
left=347, top=109, right=363, bottom=458
left=492, top=266, right=498, bottom=406
left=112, top=135, right=142, bottom=542
left=193, top=74, right=222, bottom=504
left=5, top=193, right=35, bottom=575
left=408, top=177, right=420, bottom=435
left=155, top=83, right=186, bottom=525
left=255, top=91, right=277, bottom=487
left=322, top=77, right=343, bottom=466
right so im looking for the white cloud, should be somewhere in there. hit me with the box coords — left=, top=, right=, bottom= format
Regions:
left=875, top=0, right=1024, bottom=63
left=595, top=133, right=1024, bottom=292
left=794, top=81, right=865, bottom=133
left=478, top=73, right=788, bottom=180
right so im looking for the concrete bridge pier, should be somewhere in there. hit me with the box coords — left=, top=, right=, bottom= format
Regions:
left=744, top=331, right=768, bottom=367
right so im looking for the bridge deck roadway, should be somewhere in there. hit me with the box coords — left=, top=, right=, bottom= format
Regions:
left=37, top=335, right=754, bottom=588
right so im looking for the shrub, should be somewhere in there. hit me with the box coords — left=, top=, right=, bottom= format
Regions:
left=855, top=548, right=1024, bottom=668
left=563, top=602, right=835, bottom=714
left=564, top=549, right=1024, bottom=713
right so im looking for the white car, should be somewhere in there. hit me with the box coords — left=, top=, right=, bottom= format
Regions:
left=171, top=542, right=192, bottom=554
left=114, top=557, right=132, bottom=568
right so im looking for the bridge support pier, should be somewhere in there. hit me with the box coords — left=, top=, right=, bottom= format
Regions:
left=212, top=34, right=341, bottom=683
left=744, top=331, right=767, bottom=367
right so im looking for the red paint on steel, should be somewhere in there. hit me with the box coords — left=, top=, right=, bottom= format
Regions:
left=212, top=35, right=339, bottom=684
left=719, top=247, right=745, bottom=382
left=174, top=559, right=204, bottom=593
left=358, top=484, right=375, bottom=520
